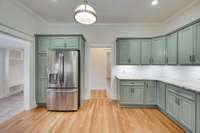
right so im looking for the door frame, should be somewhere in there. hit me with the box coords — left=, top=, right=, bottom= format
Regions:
left=0, top=31, right=36, bottom=110
left=86, top=45, right=113, bottom=99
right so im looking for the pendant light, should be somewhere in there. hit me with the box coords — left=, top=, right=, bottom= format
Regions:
left=74, top=0, right=97, bottom=25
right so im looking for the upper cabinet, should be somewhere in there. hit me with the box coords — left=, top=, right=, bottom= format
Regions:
left=178, top=25, right=195, bottom=64
left=195, top=22, right=200, bottom=64
left=141, top=39, right=152, bottom=65
left=116, top=20, right=200, bottom=66
left=116, top=39, right=140, bottom=65
left=151, top=37, right=166, bottom=65
left=166, top=32, right=178, bottom=65
left=51, top=36, right=79, bottom=49
left=37, top=36, right=50, bottom=53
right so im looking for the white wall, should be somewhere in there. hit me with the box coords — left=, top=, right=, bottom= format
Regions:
left=163, top=0, right=200, bottom=34
left=47, top=23, right=163, bottom=44
left=89, top=48, right=107, bottom=89
left=0, top=0, right=47, bottom=37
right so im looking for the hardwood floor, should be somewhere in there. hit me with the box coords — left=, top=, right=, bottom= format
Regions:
left=0, top=90, right=185, bottom=133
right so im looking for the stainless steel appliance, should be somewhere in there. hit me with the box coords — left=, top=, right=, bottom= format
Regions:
left=47, top=50, right=80, bottom=111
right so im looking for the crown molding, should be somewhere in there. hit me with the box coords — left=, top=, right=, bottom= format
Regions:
left=13, top=0, right=48, bottom=25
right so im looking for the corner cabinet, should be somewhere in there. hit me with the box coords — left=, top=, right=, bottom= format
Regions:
left=166, top=85, right=196, bottom=133
left=35, top=35, right=86, bottom=105
left=116, top=39, right=140, bottom=65
left=151, top=37, right=166, bottom=65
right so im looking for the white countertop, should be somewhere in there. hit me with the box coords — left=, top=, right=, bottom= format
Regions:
left=116, top=76, right=200, bottom=93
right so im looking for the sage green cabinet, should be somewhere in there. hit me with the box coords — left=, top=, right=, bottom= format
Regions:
left=157, top=82, right=166, bottom=110
left=178, top=25, right=195, bottom=64
left=36, top=54, right=48, bottom=103
left=116, top=39, right=141, bottom=65
left=36, top=36, right=50, bottom=53
left=119, top=85, right=144, bottom=105
left=152, top=37, right=166, bottom=64
left=166, top=88, right=179, bottom=120
left=144, top=81, right=156, bottom=105
left=179, top=96, right=195, bottom=132
left=197, top=93, right=200, bottom=133
left=141, top=39, right=152, bottom=65
left=166, top=32, right=178, bottom=64
left=51, top=36, right=79, bottom=49
left=195, top=22, right=200, bottom=64
left=166, top=85, right=196, bottom=132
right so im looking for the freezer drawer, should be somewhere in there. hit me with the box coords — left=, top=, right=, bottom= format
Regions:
left=47, top=89, right=78, bottom=111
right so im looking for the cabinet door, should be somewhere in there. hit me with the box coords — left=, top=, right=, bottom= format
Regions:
left=157, top=82, right=166, bottom=110
left=144, top=81, right=156, bottom=105
left=131, top=86, right=144, bottom=104
left=36, top=77, right=47, bottom=103
left=166, top=89, right=179, bottom=120
left=178, top=26, right=195, bottom=64
left=195, top=22, right=200, bottom=64
left=141, top=39, right=152, bottom=65
left=129, top=39, right=141, bottom=65
left=179, top=97, right=195, bottom=132
left=51, top=37, right=66, bottom=49
left=152, top=37, right=166, bottom=64
left=37, top=36, right=50, bottom=53
left=117, top=40, right=131, bottom=65
left=119, top=86, right=132, bottom=104
left=37, top=54, right=48, bottom=77
left=65, top=37, right=79, bottom=49
left=166, top=32, right=178, bottom=64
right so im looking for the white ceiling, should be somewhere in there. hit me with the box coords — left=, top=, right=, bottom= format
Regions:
left=17, top=0, right=195, bottom=23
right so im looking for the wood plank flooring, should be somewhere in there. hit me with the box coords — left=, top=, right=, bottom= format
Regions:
left=0, top=90, right=185, bottom=133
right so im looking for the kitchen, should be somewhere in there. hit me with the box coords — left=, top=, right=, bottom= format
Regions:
left=0, top=0, right=200, bottom=133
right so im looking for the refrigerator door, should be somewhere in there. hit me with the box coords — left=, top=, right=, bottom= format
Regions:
left=63, top=51, right=79, bottom=88
left=48, top=50, right=63, bottom=88
left=47, top=89, right=78, bottom=111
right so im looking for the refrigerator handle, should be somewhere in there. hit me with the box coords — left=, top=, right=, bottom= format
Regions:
left=59, top=53, right=63, bottom=86
left=61, top=53, right=64, bottom=84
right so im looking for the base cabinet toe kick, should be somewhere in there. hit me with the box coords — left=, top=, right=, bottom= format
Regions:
left=117, top=79, right=200, bottom=133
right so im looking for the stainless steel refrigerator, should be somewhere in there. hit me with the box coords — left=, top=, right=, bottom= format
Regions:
left=47, top=50, right=80, bottom=111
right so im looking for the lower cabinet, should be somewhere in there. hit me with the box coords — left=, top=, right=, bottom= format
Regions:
left=144, top=81, right=156, bottom=105
left=166, top=85, right=196, bottom=133
left=157, top=82, right=166, bottom=110
left=120, top=85, right=144, bottom=105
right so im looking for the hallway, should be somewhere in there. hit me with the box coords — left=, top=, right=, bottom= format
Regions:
left=0, top=93, right=24, bottom=123
left=0, top=90, right=185, bottom=133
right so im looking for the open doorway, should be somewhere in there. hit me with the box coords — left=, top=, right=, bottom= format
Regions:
left=0, top=33, right=30, bottom=123
left=89, top=48, right=112, bottom=99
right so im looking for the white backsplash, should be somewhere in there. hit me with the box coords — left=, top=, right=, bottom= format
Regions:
left=113, top=65, right=200, bottom=86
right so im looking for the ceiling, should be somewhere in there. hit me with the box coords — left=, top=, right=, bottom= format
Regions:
left=17, top=0, right=195, bottom=23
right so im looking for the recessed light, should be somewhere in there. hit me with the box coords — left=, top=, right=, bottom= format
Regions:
left=152, top=0, right=158, bottom=6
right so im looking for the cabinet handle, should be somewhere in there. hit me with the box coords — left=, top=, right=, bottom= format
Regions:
left=146, top=83, right=148, bottom=88
left=166, top=57, right=168, bottom=64
left=189, top=56, right=192, bottom=62
left=128, top=58, right=131, bottom=63
left=149, top=58, right=151, bottom=64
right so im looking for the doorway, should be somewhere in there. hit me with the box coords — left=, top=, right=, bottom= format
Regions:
left=0, top=33, right=32, bottom=123
left=89, top=47, right=112, bottom=99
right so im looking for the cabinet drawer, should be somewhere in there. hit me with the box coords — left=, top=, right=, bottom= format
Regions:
left=120, top=80, right=145, bottom=86
left=167, top=85, right=195, bottom=101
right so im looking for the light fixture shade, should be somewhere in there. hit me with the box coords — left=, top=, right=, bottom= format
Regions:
left=74, top=4, right=97, bottom=25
